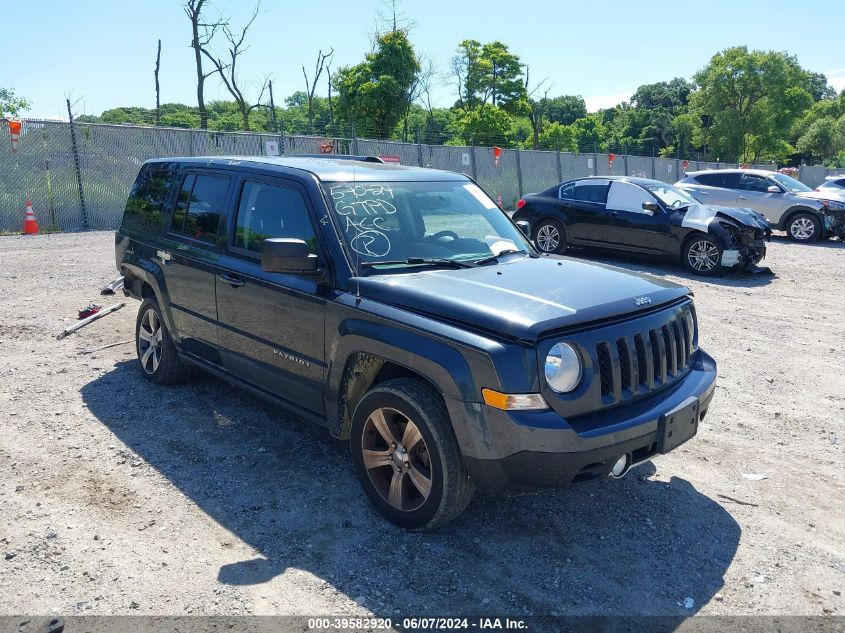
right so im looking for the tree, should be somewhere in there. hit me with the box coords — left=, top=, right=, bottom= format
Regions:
left=545, top=95, right=587, bottom=126
left=796, top=116, right=845, bottom=161
left=334, top=29, right=420, bottom=138
left=630, top=78, right=692, bottom=111
left=200, top=3, right=268, bottom=131
left=0, top=88, right=29, bottom=117
left=302, top=48, right=334, bottom=134
left=538, top=122, right=577, bottom=151
left=453, top=105, right=513, bottom=146
left=571, top=115, right=607, bottom=151
left=692, top=46, right=815, bottom=162
left=449, top=40, right=526, bottom=112
left=184, top=0, right=225, bottom=129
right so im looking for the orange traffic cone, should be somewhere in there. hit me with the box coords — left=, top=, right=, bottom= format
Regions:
left=23, top=199, right=39, bottom=235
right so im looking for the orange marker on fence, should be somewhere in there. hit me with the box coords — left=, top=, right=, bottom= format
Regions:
left=8, top=120, right=21, bottom=153
left=23, top=199, right=39, bottom=235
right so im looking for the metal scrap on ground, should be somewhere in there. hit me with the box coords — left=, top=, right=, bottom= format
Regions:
left=56, top=302, right=125, bottom=340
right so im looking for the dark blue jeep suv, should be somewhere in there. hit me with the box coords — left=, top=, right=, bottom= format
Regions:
left=116, top=156, right=717, bottom=529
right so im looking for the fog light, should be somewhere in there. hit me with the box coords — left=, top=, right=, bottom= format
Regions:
left=611, top=454, right=630, bottom=478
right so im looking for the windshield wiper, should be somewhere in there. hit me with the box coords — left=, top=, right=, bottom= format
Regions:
left=473, top=249, right=529, bottom=265
left=360, top=257, right=477, bottom=270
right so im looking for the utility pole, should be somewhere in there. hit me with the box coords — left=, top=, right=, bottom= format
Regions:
left=268, top=79, right=278, bottom=133
left=66, top=98, right=88, bottom=230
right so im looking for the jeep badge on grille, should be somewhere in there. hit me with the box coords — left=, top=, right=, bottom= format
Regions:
left=634, top=296, right=652, bottom=306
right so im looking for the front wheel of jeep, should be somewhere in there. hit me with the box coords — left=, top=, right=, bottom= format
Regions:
left=350, top=378, right=475, bottom=530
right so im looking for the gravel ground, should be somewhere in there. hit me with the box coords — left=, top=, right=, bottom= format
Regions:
left=0, top=231, right=843, bottom=620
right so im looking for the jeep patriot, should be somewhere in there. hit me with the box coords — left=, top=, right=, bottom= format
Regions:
left=116, top=156, right=717, bottom=529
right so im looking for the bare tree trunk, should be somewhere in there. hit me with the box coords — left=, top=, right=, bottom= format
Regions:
left=154, top=39, right=161, bottom=126
left=268, top=79, right=278, bottom=133
left=303, top=48, right=333, bottom=135
left=185, top=0, right=223, bottom=130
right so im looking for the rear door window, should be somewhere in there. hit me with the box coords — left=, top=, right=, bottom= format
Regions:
left=738, top=173, right=774, bottom=192
left=694, top=173, right=740, bottom=189
left=233, top=181, right=319, bottom=256
left=170, top=173, right=230, bottom=243
left=573, top=181, right=609, bottom=204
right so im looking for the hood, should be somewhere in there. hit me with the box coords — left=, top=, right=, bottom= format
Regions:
left=680, top=203, right=769, bottom=232
left=797, top=190, right=845, bottom=209
left=357, top=256, right=689, bottom=341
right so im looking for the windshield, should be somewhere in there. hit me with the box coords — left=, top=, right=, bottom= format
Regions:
left=322, top=180, right=532, bottom=268
left=644, top=183, right=699, bottom=208
left=770, top=172, right=812, bottom=193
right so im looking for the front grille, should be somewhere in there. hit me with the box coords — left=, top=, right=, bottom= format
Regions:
left=594, top=304, right=695, bottom=404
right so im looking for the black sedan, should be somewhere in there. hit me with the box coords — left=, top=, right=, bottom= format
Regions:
left=512, top=176, right=771, bottom=275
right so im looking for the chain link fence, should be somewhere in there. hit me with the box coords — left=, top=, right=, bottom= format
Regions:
left=0, top=118, right=832, bottom=233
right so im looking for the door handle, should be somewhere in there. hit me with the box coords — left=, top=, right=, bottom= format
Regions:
left=609, top=211, right=619, bottom=217
left=218, top=272, right=245, bottom=287
left=738, top=196, right=749, bottom=200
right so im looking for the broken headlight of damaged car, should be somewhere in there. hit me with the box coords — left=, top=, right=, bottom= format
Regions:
left=818, top=201, right=845, bottom=240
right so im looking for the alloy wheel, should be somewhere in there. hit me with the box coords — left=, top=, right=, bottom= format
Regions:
left=790, top=217, right=815, bottom=240
left=536, top=224, right=560, bottom=252
left=687, top=239, right=720, bottom=272
left=138, top=308, right=163, bottom=374
left=361, top=407, right=432, bottom=512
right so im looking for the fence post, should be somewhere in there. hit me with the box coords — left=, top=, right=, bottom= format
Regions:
left=651, top=144, right=656, bottom=180
left=351, top=121, right=359, bottom=155
left=556, top=150, right=562, bottom=183
left=515, top=148, right=524, bottom=199
left=592, top=142, right=598, bottom=176
left=189, top=130, right=195, bottom=156
left=469, top=145, right=478, bottom=181
left=66, top=99, right=89, bottom=230
left=417, top=140, right=424, bottom=167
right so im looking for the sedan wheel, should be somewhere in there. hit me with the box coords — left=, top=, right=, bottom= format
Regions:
left=684, top=237, right=722, bottom=275
left=534, top=219, right=565, bottom=254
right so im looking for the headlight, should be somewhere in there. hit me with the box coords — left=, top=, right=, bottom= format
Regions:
left=544, top=342, right=582, bottom=393
left=821, top=199, right=845, bottom=210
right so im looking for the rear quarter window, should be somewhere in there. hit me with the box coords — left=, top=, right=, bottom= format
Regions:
left=122, top=165, right=176, bottom=233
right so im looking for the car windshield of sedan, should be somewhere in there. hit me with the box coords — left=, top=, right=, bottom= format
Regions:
left=645, top=183, right=699, bottom=208
left=322, top=180, right=531, bottom=268
left=771, top=173, right=812, bottom=193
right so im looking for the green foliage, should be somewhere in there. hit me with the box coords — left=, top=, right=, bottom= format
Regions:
left=538, top=122, right=577, bottom=151
left=334, top=29, right=420, bottom=138
left=453, top=105, right=513, bottom=146
left=0, top=87, right=30, bottom=117
left=545, top=95, right=587, bottom=126
left=796, top=115, right=845, bottom=161
left=691, top=46, right=816, bottom=162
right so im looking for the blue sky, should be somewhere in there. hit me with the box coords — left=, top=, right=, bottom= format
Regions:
left=4, top=0, right=842, bottom=120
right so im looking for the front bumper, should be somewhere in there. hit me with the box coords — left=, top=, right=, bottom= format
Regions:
left=822, top=210, right=845, bottom=239
left=455, top=350, right=717, bottom=492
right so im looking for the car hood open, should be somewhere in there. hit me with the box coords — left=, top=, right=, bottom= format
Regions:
left=357, top=256, right=689, bottom=341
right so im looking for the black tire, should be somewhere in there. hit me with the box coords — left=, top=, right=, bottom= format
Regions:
left=682, top=234, right=724, bottom=276
left=350, top=378, right=475, bottom=530
left=135, top=299, right=191, bottom=384
left=786, top=212, right=821, bottom=242
left=533, top=218, right=567, bottom=254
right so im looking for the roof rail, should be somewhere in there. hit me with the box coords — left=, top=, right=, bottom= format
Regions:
left=295, top=154, right=385, bottom=163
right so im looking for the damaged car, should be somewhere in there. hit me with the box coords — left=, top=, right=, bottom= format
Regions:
left=513, top=176, right=771, bottom=275
left=676, top=169, right=845, bottom=242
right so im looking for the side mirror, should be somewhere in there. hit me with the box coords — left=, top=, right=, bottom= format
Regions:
left=261, top=238, right=319, bottom=274
left=515, top=220, right=530, bottom=236
left=767, top=185, right=781, bottom=194
left=642, top=202, right=661, bottom=214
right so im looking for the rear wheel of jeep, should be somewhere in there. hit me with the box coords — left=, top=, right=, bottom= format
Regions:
left=787, top=212, right=821, bottom=242
left=534, top=219, right=566, bottom=254
left=683, top=235, right=723, bottom=276
left=135, top=299, right=191, bottom=384
left=350, top=378, right=475, bottom=530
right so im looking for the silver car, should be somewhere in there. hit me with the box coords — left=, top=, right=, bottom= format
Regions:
left=816, top=176, right=845, bottom=201
left=675, top=169, right=845, bottom=242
